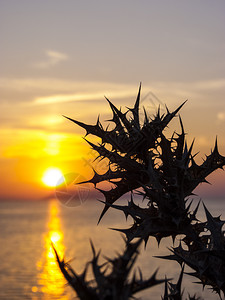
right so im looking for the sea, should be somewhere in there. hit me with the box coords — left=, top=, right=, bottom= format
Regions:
left=0, top=197, right=224, bottom=300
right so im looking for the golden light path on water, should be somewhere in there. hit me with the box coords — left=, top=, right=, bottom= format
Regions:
left=33, top=200, right=69, bottom=299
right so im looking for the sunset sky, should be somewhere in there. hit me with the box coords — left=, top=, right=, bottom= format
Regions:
left=0, top=0, right=225, bottom=200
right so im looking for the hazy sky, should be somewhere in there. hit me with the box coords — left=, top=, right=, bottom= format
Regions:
left=0, top=0, right=225, bottom=200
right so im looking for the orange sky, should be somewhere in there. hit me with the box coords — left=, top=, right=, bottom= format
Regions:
left=1, top=91, right=225, bottom=201
left=0, top=1, right=225, bottom=200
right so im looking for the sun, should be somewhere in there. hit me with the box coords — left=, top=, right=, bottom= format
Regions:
left=42, top=167, right=64, bottom=187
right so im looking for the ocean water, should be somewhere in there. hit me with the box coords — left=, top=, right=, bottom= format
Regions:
left=0, top=197, right=224, bottom=300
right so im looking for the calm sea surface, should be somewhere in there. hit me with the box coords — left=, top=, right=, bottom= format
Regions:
left=0, top=197, right=224, bottom=300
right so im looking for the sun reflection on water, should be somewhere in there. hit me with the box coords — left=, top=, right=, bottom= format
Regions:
left=33, top=200, right=69, bottom=299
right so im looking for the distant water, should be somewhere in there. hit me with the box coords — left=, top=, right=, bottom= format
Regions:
left=0, top=197, right=224, bottom=300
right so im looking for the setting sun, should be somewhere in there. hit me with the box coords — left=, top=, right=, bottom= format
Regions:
left=42, top=168, right=64, bottom=187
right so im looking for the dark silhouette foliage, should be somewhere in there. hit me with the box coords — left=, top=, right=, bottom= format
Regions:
left=55, top=84, right=225, bottom=299
left=53, top=239, right=164, bottom=300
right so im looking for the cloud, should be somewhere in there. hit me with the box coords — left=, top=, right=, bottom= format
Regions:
left=1, top=77, right=225, bottom=107
left=33, top=50, right=68, bottom=69
left=0, top=77, right=141, bottom=104
left=33, top=90, right=139, bottom=105
left=0, top=78, right=136, bottom=94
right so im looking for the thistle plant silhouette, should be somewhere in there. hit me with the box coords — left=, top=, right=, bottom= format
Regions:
left=54, top=84, right=225, bottom=299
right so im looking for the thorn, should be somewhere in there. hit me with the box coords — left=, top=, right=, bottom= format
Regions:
left=173, top=100, right=188, bottom=116
left=165, top=104, right=170, bottom=114
left=89, top=239, right=96, bottom=256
